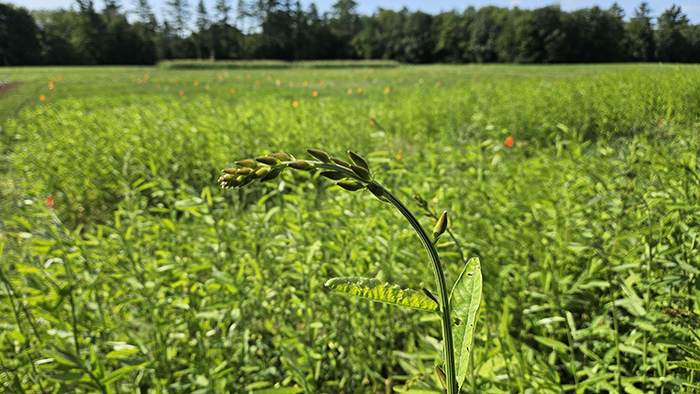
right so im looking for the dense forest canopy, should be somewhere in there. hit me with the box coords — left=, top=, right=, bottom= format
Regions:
left=1, top=0, right=699, bottom=65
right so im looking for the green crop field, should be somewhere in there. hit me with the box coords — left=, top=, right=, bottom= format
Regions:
left=1, top=62, right=700, bottom=393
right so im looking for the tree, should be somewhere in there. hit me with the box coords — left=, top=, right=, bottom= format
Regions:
left=432, top=10, right=466, bottom=62
left=166, top=0, right=191, bottom=38
left=626, top=2, right=655, bottom=61
left=656, top=4, right=690, bottom=62
left=194, top=0, right=210, bottom=58
left=562, top=5, right=625, bottom=63
left=215, top=0, right=231, bottom=24
left=682, top=24, right=700, bottom=63
left=236, top=0, right=251, bottom=32
left=196, top=0, right=209, bottom=32
left=73, top=0, right=105, bottom=64
left=252, top=0, right=295, bottom=59
left=34, top=9, right=81, bottom=64
left=0, top=4, right=42, bottom=65
left=401, top=11, right=433, bottom=63
left=103, top=0, right=121, bottom=22
left=133, top=0, right=156, bottom=24
left=329, top=0, right=361, bottom=58
left=469, top=6, right=506, bottom=63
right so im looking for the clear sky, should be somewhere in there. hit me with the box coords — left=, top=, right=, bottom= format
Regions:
left=6, top=0, right=700, bottom=25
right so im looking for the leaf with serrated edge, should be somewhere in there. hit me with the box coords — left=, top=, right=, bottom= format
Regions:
left=449, top=257, right=482, bottom=391
left=670, top=360, right=700, bottom=371
left=325, top=277, right=438, bottom=312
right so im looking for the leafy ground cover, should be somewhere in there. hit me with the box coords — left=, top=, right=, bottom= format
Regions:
left=1, top=63, right=700, bottom=393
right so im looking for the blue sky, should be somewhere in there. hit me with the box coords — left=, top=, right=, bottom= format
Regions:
left=7, top=0, right=700, bottom=24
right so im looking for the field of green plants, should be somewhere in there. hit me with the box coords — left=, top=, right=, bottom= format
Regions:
left=2, top=62, right=700, bottom=393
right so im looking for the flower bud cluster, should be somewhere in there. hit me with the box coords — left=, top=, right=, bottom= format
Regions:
left=219, top=149, right=387, bottom=202
left=218, top=152, right=305, bottom=188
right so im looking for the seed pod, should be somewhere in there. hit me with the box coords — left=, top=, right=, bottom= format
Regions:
left=435, top=365, right=447, bottom=389
left=331, top=158, right=352, bottom=168
left=433, top=211, right=448, bottom=241
left=237, top=167, right=253, bottom=175
left=260, top=167, right=283, bottom=182
left=366, top=183, right=389, bottom=202
left=350, top=165, right=371, bottom=182
left=348, top=151, right=369, bottom=171
left=337, top=179, right=364, bottom=191
left=268, top=152, right=292, bottom=161
left=235, top=159, right=258, bottom=168
left=307, top=148, right=331, bottom=163
left=256, top=156, right=279, bottom=166
left=288, top=160, right=314, bottom=170
left=252, top=167, right=270, bottom=179
left=222, top=168, right=238, bottom=174
left=320, top=171, right=346, bottom=180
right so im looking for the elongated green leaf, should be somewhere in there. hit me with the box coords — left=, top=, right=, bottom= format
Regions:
left=449, top=257, right=482, bottom=391
left=101, top=363, right=148, bottom=384
left=534, top=336, right=570, bottom=354
left=670, top=360, right=700, bottom=371
left=253, top=388, right=304, bottom=394
left=325, top=277, right=438, bottom=312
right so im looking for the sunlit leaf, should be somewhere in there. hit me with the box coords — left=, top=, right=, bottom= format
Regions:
left=325, top=277, right=438, bottom=312
left=450, top=257, right=482, bottom=391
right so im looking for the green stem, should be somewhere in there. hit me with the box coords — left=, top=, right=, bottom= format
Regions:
left=642, top=198, right=653, bottom=371
left=378, top=183, right=457, bottom=394
left=232, top=159, right=459, bottom=393
left=609, top=276, right=622, bottom=394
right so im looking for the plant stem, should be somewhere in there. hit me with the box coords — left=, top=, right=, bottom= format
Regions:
left=378, top=182, right=457, bottom=394
left=608, top=276, right=622, bottom=394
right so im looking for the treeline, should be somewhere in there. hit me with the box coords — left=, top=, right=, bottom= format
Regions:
left=1, top=0, right=699, bottom=66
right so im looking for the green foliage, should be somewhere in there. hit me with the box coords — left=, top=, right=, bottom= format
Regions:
left=3, top=2, right=700, bottom=65
left=325, top=278, right=439, bottom=312
left=2, top=63, right=700, bottom=393
left=449, top=258, right=482, bottom=391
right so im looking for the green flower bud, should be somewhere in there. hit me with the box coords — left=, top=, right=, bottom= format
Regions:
left=331, top=158, right=352, bottom=168
left=232, top=175, right=245, bottom=187
left=256, top=156, right=279, bottom=166
left=268, top=152, right=292, bottom=161
left=433, top=211, right=448, bottom=241
left=237, top=167, right=253, bottom=175
left=336, top=179, right=364, bottom=191
left=238, top=176, right=254, bottom=187
left=366, top=183, right=389, bottom=202
left=260, top=167, right=284, bottom=182
left=235, top=159, right=258, bottom=168
left=288, top=160, right=314, bottom=170
left=219, top=173, right=234, bottom=182
left=307, top=148, right=331, bottom=163
left=350, top=165, right=371, bottom=182
left=348, top=150, right=369, bottom=171
left=320, top=171, right=346, bottom=180
left=413, top=193, right=429, bottom=210
left=222, top=168, right=238, bottom=174
left=252, top=167, right=270, bottom=179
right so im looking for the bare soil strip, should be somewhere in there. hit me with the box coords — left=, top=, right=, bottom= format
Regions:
left=0, top=82, right=23, bottom=97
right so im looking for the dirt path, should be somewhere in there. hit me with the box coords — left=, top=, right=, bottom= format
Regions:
left=0, top=82, right=23, bottom=97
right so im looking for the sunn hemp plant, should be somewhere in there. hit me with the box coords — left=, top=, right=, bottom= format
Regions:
left=219, top=149, right=483, bottom=394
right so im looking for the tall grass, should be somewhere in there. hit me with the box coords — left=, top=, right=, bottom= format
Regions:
left=1, top=63, right=700, bottom=393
